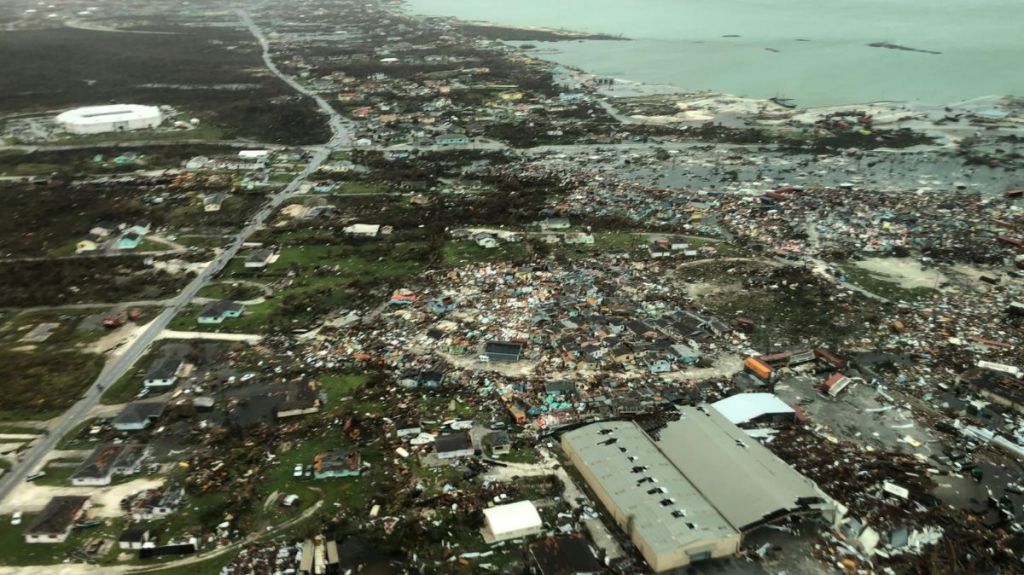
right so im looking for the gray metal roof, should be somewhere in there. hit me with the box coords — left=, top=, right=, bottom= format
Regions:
left=562, top=421, right=738, bottom=557
left=657, top=406, right=833, bottom=530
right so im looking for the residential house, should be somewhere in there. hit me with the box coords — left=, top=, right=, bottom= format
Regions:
left=112, top=402, right=167, bottom=432
left=127, top=222, right=151, bottom=236
left=202, top=193, right=226, bottom=212
left=244, top=249, right=274, bottom=269
left=71, top=443, right=144, bottom=486
left=89, top=224, right=118, bottom=238
left=540, top=218, right=571, bottom=232
left=435, top=431, right=474, bottom=459
left=487, top=431, right=512, bottom=456
left=313, top=450, right=362, bottom=479
left=185, top=156, right=210, bottom=170
left=198, top=300, right=245, bottom=324
left=343, top=223, right=381, bottom=237
left=435, top=133, right=470, bottom=146
left=24, top=496, right=90, bottom=544
left=474, top=233, right=499, bottom=249
left=76, top=235, right=102, bottom=254
left=143, top=358, right=182, bottom=388
left=484, top=341, right=525, bottom=362
left=130, top=487, right=185, bottom=521
left=118, top=232, right=142, bottom=250
left=670, top=343, right=701, bottom=365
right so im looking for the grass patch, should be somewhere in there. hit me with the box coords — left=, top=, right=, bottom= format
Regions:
left=54, top=125, right=224, bottom=146
left=196, top=282, right=263, bottom=302
left=442, top=241, right=529, bottom=266
left=0, top=309, right=108, bottom=352
left=35, top=459, right=83, bottom=486
left=320, top=374, right=369, bottom=405
left=0, top=513, right=123, bottom=566
left=100, top=349, right=158, bottom=405
left=57, top=417, right=105, bottom=450
left=0, top=351, right=103, bottom=421
left=837, top=263, right=940, bottom=302
left=332, top=181, right=390, bottom=195
left=176, top=241, right=427, bottom=333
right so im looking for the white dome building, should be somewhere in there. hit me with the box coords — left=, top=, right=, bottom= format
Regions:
left=56, top=104, right=163, bottom=135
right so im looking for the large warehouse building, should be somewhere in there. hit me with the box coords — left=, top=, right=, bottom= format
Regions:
left=562, top=407, right=838, bottom=572
left=56, top=104, right=163, bottom=135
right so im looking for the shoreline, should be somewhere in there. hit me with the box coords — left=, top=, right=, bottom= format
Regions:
left=399, top=3, right=1019, bottom=113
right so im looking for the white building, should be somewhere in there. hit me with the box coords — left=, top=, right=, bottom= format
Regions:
left=482, top=500, right=543, bottom=543
left=343, top=223, right=381, bottom=237
left=56, top=105, right=163, bottom=135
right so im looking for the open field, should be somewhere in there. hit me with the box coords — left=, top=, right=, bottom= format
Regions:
left=0, top=26, right=328, bottom=145
left=0, top=350, right=104, bottom=421
left=0, top=257, right=187, bottom=307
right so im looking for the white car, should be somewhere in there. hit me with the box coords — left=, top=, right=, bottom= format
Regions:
left=11, top=511, right=23, bottom=525
left=240, top=373, right=256, bottom=382
left=292, top=464, right=303, bottom=478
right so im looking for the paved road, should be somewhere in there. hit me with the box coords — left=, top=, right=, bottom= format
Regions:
left=238, top=10, right=353, bottom=148
left=0, top=12, right=351, bottom=509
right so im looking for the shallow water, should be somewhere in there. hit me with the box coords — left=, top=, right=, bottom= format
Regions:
left=406, top=0, right=1024, bottom=106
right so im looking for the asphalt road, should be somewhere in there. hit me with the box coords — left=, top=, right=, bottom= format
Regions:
left=0, top=13, right=351, bottom=508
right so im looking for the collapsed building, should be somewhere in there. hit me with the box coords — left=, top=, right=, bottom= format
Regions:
left=561, top=406, right=838, bottom=571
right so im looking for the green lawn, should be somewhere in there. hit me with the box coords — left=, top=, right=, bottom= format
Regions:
left=319, top=374, right=369, bottom=405
left=35, top=459, right=82, bottom=486
left=196, top=282, right=264, bottom=301
left=0, top=513, right=123, bottom=566
left=57, top=417, right=105, bottom=450
left=442, top=241, right=528, bottom=266
left=0, top=309, right=109, bottom=352
left=332, top=181, right=390, bottom=195
left=177, top=242, right=426, bottom=333
left=100, top=348, right=157, bottom=405
left=0, top=351, right=104, bottom=421
left=54, top=124, right=224, bottom=146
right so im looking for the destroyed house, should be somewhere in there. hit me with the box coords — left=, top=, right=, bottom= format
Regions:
left=130, top=487, right=184, bottom=520
left=435, top=431, right=474, bottom=459
left=958, top=368, right=1024, bottom=413
left=545, top=380, right=576, bottom=396
left=72, top=444, right=128, bottom=486
left=112, top=401, right=167, bottom=431
left=814, top=348, right=846, bottom=369
left=118, top=526, right=157, bottom=550
left=276, top=379, right=322, bottom=419
left=314, top=449, right=362, bottom=479
left=528, top=535, right=604, bottom=575
left=244, top=249, right=274, bottom=269
left=24, top=496, right=90, bottom=544
left=562, top=409, right=837, bottom=572
left=484, top=341, right=524, bottom=362
left=143, top=357, right=181, bottom=388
